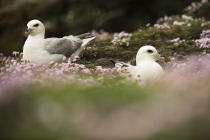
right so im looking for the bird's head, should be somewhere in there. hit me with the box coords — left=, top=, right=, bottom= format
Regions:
left=136, top=45, right=163, bottom=65
left=25, top=19, right=45, bottom=37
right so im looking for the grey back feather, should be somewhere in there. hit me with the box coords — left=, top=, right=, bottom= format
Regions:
left=44, top=37, right=83, bottom=57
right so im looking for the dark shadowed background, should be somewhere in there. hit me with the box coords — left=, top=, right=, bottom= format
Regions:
left=0, top=0, right=198, bottom=55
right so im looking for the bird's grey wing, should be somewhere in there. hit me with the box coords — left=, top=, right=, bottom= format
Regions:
left=44, top=38, right=83, bottom=57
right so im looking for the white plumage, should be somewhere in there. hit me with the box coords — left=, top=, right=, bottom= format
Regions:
left=23, top=19, right=95, bottom=64
left=115, top=45, right=164, bottom=84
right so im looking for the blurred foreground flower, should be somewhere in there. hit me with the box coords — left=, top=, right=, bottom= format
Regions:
left=1, top=54, right=210, bottom=139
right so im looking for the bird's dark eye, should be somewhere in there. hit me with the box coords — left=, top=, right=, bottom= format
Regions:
left=147, top=50, right=153, bottom=53
left=33, top=24, right=39, bottom=27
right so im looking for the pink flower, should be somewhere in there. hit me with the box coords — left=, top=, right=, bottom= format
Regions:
left=182, top=15, right=193, bottom=21
left=154, top=24, right=170, bottom=29
left=194, top=30, right=210, bottom=48
left=201, top=22, right=210, bottom=27
left=170, top=38, right=180, bottom=43
left=82, top=68, right=91, bottom=74
left=173, top=21, right=185, bottom=26
left=201, top=30, right=210, bottom=38
left=195, top=38, right=210, bottom=48
left=201, top=0, right=208, bottom=3
left=111, top=31, right=132, bottom=46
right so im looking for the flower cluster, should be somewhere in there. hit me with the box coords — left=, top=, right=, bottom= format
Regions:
left=0, top=53, right=123, bottom=96
left=201, top=21, right=210, bottom=27
left=170, top=37, right=185, bottom=46
left=170, top=38, right=180, bottom=43
left=1, top=61, right=89, bottom=84
left=156, top=14, right=194, bottom=28
left=173, top=21, right=192, bottom=27
left=166, top=54, right=210, bottom=79
left=111, top=31, right=132, bottom=46
left=154, top=23, right=170, bottom=29
left=157, top=16, right=173, bottom=23
left=181, top=15, right=193, bottom=21
left=195, top=30, right=210, bottom=48
left=200, top=30, right=210, bottom=38
left=185, top=0, right=208, bottom=12
left=195, top=38, right=210, bottom=48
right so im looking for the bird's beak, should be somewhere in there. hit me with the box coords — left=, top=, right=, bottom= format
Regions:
left=25, top=28, right=33, bottom=36
left=154, top=54, right=164, bottom=62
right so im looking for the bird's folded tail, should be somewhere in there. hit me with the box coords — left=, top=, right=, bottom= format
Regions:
left=76, top=33, right=95, bottom=39
left=70, top=36, right=95, bottom=61
left=81, top=36, right=95, bottom=47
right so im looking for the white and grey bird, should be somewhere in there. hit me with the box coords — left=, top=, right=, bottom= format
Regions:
left=113, top=45, right=164, bottom=84
left=23, top=19, right=95, bottom=64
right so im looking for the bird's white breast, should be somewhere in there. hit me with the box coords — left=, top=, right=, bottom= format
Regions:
left=23, top=36, right=63, bottom=64
left=137, top=60, right=163, bottom=82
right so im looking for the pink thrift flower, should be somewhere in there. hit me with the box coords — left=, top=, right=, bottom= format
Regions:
left=201, top=30, right=210, bottom=38
left=82, top=68, right=90, bottom=74
left=173, top=21, right=185, bottom=26
left=201, top=22, right=210, bottom=27
left=154, top=24, right=170, bottom=29
left=195, top=38, right=210, bottom=48
left=182, top=15, right=193, bottom=21
left=111, top=31, right=132, bottom=46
